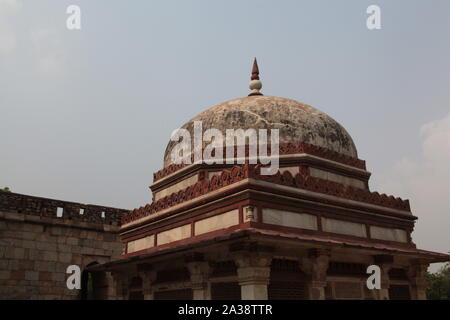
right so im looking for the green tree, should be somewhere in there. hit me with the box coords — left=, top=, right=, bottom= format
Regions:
left=426, top=262, right=450, bottom=300
left=0, top=187, right=11, bottom=192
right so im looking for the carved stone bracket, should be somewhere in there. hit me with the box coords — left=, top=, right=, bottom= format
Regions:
left=186, top=260, right=211, bottom=300
left=299, top=249, right=330, bottom=299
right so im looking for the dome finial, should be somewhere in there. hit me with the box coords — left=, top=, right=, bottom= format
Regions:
left=248, top=58, right=263, bottom=96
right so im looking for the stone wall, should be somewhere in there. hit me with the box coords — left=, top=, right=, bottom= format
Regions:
left=0, top=192, right=127, bottom=300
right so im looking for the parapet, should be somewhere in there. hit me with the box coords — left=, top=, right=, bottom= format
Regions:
left=0, top=191, right=127, bottom=226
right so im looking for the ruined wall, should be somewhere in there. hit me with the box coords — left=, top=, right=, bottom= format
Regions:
left=0, top=192, right=127, bottom=300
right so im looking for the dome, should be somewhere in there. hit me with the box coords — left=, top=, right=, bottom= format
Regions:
left=164, top=95, right=358, bottom=167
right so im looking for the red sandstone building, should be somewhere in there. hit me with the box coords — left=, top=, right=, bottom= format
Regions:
left=91, top=61, right=450, bottom=300
left=1, top=61, right=449, bottom=300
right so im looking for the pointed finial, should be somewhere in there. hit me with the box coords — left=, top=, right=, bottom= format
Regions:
left=248, top=58, right=263, bottom=96
left=251, top=58, right=260, bottom=80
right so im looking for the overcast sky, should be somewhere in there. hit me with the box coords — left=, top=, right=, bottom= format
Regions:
left=1, top=0, right=449, bottom=269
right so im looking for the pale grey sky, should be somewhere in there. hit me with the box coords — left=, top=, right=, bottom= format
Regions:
left=1, top=0, right=449, bottom=269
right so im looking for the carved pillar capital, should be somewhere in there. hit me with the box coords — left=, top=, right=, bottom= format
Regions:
left=299, top=249, right=330, bottom=299
left=231, top=242, right=273, bottom=271
left=186, top=261, right=211, bottom=300
left=134, top=263, right=156, bottom=300
left=187, top=261, right=210, bottom=287
left=234, top=253, right=272, bottom=285
left=300, top=249, right=330, bottom=281
left=231, top=245, right=273, bottom=300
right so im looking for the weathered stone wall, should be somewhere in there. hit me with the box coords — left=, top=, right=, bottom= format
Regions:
left=0, top=192, right=127, bottom=300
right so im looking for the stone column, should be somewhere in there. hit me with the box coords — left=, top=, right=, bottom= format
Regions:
left=300, top=249, right=330, bottom=300
left=377, top=264, right=391, bottom=300
left=233, top=252, right=272, bottom=300
left=136, top=263, right=156, bottom=300
left=237, top=265, right=271, bottom=300
left=140, top=271, right=156, bottom=300
left=187, top=261, right=211, bottom=300
left=373, top=255, right=393, bottom=300
left=110, top=271, right=127, bottom=300
left=408, top=263, right=428, bottom=300
left=105, top=272, right=117, bottom=300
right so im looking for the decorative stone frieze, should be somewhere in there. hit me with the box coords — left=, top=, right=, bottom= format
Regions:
left=154, top=141, right=367, bottom=182
left=124, top=163, right=410, bottom=225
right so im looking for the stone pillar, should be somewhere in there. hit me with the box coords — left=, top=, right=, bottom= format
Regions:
left=373, top=255, right=393, bottom=300
left=140, top=272, right=156, bottom=300
left=136, top=263, right=156, bottom=300
left=378, top=264, right=391, bottom=300
left=300, top=249, right=330, bottom=300
left=237, top=265, right=271, bottom=300
left=105, top=272, right=117, bottom=300
left=408, top=263, right=428, bottom=300
left=187, top=261, right=211, bottom=300
left=110, top=272, right=127, bottom=300
left=233, top=252, right=272, bottom=300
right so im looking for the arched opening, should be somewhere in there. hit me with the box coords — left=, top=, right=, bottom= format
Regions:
left=388, top=268, right=411, bottom=300
left=128, top=276, right=144, bottom=300
left=81, top=262, right=108, bottom=300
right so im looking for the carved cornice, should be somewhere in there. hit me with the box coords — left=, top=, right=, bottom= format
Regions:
left=153, top=142, right=366, bottom=182
left=123, top=164, right=410, bottom=225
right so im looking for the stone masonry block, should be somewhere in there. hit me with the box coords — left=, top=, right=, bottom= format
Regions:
left=66, top=237, right=79, bottom=246
left=18, top=259, right=35, bottom=270
left=14, top=248, right=25, bottom=260
left=39, top=272, right=52, bottom=281
left=55, top=262, right=67, bottom=273
left=37, top=242, right=57, bottom=251
left=22, top=240, right=36, bottom=249
left=0, top=259, right=9, bottom=269
left=0, top=270, right=11, bottom=280
left=28, top=249, right=42, bottom=260
left=51, top=272, right=65, bottom=282
left=57, top=244, right=71, bottom=252
left=58, top=252, right=72, bottom=263
left=42, top=251, right=58, bottom=262
left=21, top=231, right=38, bottom=241
left=24, top=271, right=39, bottom=281
left=7, top=259, right=19, bottom=270
left=10, top=270, right=25, bottom=280
left=23, top=224, right=44, bottom=233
